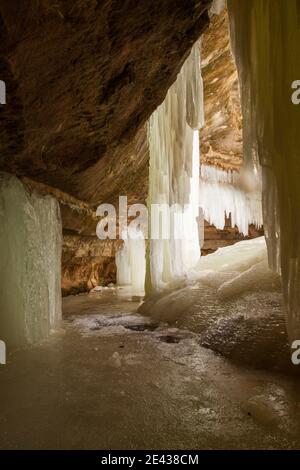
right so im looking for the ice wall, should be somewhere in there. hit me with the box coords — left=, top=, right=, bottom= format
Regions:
left=116, top=228, right=146, bottom=295
left=200, top=165, right=263, bottom=235
left=0, top=173, right=62, bottom=347
left=147, top=40, right=203, bottom=292
left=227, top=0, right=300, bottom=341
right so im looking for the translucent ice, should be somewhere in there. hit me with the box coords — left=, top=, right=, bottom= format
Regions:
left=217, top=259, right=281, bottom=301
left=228, top=0, right=300, bottom=341
left=116, top=227, right=146, bottom=295
left=0, top=173, right=62, bottom=347
left=195, top=236, right=266, bottom=275
left=210, top=0, right=225, bottom=16
left=147, top=40, right=203, bottom=292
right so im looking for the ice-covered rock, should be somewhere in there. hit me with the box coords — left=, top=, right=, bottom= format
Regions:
left=227, top=0, right=300, bottom=341
left=139, top=237, right=276, bottom=321
left=194, top=236, right=267, bottom=276
left=218, top=259, right=281, bottom=301
left=0, top=173, right=62, bottom=347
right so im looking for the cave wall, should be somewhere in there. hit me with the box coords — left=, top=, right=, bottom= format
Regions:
left=0, top=1, right=213, bottom=298
left=62, top=236, right=119, bottom=295
left=0, top=1, right=264, bottom=300
left=0, top=0, right=210, bottom=205
left=201, top=7, right=242, bottom=170
left=202, top=218, right=263, bottom=255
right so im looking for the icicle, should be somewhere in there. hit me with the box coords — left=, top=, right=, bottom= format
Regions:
left=148, top=40, right=203, bottom=292
left=199, top=165, right=263, bottom=235
left=227, top=0, right=300, bottom=342
left=116, top=227, right=146, bottom=295
left=210, top=0, right=225, bottom=16
left=116, top=233, right=132, bottom=287
left=262, top=166, right=281, bottom=273
left=186, top=42, right=205, bottom=129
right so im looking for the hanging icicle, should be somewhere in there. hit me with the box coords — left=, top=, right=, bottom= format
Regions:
left=147, top=40, right=204, bottom=292
left=199, top=164, right=263, bottom=235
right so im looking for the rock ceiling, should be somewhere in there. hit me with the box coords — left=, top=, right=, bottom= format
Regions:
left=0, top=0, right=211, bottom=207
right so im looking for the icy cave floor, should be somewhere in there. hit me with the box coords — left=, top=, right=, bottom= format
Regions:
left=1, top=290, right=300, bottom=450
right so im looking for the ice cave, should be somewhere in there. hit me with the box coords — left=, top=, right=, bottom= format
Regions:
left=1, top=0, right=300, bottom=453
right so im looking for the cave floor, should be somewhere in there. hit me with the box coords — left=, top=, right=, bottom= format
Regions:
left=1, top=289, right=300, bottom=450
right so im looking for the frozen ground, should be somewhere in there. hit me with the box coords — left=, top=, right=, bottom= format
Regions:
left=139, top=237, right=290, bottom=372
left=0, top=289, right=300, bottom=449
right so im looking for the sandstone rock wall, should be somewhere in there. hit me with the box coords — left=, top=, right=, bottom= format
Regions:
left=201, top=8, right=243, bottom=170
left=62, top=235, right=121, bottom=296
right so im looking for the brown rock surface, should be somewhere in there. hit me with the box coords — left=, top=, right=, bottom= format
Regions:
left=0, top=1, right=213, bottom=294
left=202, top=217, right=264, bottom=255
left=201, top=8, right=243, bottom=170
left=0, top=3, right=259, bottom=294
left=62, top=235, right=121, bottom=296
left=0, top=0, right=210, bottom=205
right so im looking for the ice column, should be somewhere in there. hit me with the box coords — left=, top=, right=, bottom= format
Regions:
left=199, top=165, right=263, bottom=235
left=116, top=227, right=146, bottom=295
left=0, top=173, right=62, bottom=347
left=148, top=40, right=203, bottom=292
left=228, top=0, right=300, bottom=342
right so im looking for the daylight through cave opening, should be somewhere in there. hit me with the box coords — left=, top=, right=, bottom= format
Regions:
left=116, top=2, right=264, bottom=297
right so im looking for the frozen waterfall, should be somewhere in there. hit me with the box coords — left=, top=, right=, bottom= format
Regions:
left=147, top=40, right=204, bottom=292
left=0, top=173, right=62, bottom=347
left=116, top=227, right=146, bottom=295
left=227, top=0, right=300, bottom=342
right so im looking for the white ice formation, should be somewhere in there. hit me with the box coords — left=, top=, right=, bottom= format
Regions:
left=200, top=164, right=263, bottom=235
left=227, top=0, right=300, bottom=341
left=116, top=227, right=146, bottom=295
left=147, top=40, right=204, bottom=292
left=0, top=173, right=62, bottom=347
left=210, top=0, right=225, bottom=16
left=140, top=237, right=280, bottom=322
